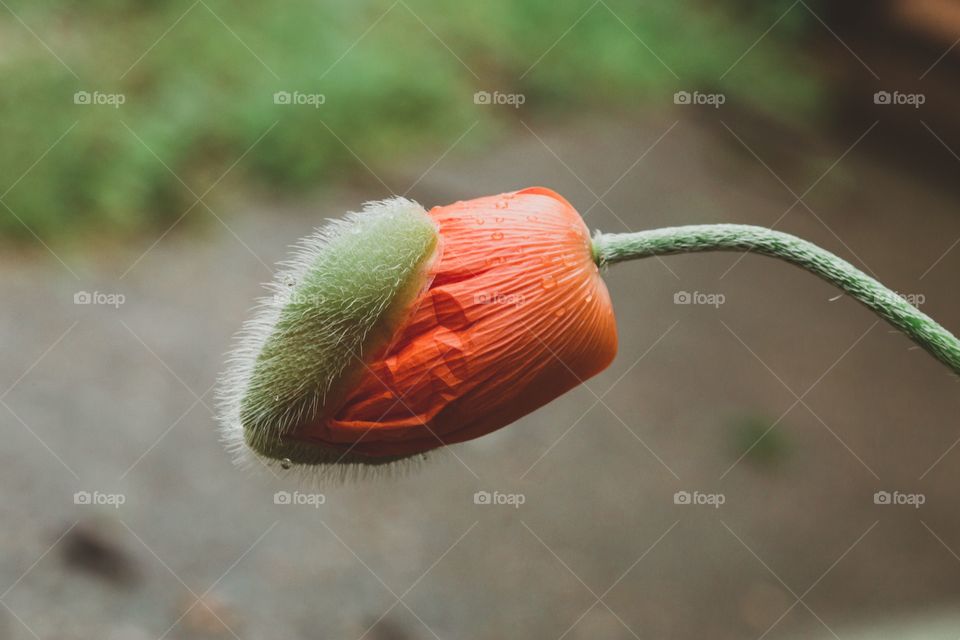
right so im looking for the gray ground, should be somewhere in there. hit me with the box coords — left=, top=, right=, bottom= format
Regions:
left=3, top=111, right=960, bottom=639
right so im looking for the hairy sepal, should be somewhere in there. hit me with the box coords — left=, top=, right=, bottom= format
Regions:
left=218, top=197, right=439, bottom=474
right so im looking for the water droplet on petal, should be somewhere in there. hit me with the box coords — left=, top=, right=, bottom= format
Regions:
left=585, top=293, right=593, bottom=302
left=475, top=216, right=485, bottom=225
left=527, top=215, right=538, bottom=222
left=494, top=217, right=505, bottom=223
left=492, top=231, right=503, bottom=240
left=280, top=458, right=292, bottom=469
left=554, top=307, right=566, bottom=317
left=541, top=274, right=557, bottom=290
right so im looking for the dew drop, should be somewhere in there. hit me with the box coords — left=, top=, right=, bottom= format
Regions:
left=554, top=307, right=566, bottom=317
left=475, top=216, right=485, bottom=225
left=280, top=458, right=292, bottom=470
left=494, top=216, right=505, bottom=223
left=492, top=231, right=504, bottom=240
left=541, top=274, right=557, bottom=290
left=585, top=293, right=593, bottom=302
left=527, top=215, right=538, bottom=222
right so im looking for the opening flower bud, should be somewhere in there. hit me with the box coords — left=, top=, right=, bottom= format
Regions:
left=219, top=188, right=618, bottom=473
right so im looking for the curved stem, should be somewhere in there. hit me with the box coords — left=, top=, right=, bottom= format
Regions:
left=593, top=225, right=960, bottom=376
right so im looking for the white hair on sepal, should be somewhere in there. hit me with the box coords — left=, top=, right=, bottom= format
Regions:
left=224, top=437, right=445, bottom=488
left=216, top=197, right=441, bottom=483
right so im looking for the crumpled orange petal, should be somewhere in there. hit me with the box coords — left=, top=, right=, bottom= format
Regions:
left=292, top=187, right=618, bottom=457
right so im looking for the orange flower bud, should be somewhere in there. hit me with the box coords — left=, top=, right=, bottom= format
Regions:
left=221, top=187, right=617, bottom=471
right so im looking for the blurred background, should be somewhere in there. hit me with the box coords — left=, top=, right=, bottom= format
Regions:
left=2, top=0, right=960, bottom=638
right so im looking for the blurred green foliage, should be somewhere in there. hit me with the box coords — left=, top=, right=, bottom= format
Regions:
left=728, top=414, right=791, bottom=469
left=0, top=0, right=819, bottom=240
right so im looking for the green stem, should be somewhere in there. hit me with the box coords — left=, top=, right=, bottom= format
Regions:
left=593, top=225, right=960, bottom=376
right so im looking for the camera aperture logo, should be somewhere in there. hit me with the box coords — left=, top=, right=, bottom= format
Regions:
left=74, top=291, right=125, bottom=309
left=274, top=490, right=326, bottom=508
left=674, top=490, right=725, bottom=508
left=874, top=90, right=925, bottom=109
left=74, top=90, right=126, bottom=108
left=273, top=91, right=326, bottom=108
left=74, top=490, right=126, bottom=509
left=873, top=490, right=924, bottom=509
left=674, top=290, right=725, bottom=308
left=473, top=490, right=525, bottom=508
left=674, top=90, right=725, bottom=109
left=473, top=90, right=525, bottom=109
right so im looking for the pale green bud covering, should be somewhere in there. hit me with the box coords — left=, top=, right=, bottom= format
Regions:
left=218, top=198, right=439, bottom=473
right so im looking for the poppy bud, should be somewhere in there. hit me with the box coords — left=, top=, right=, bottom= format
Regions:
left=220, top=188, right=617, bottom=472
left=222, top=187, right=960, bottom=476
